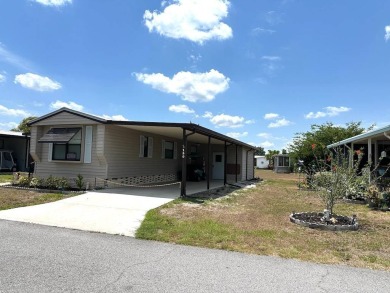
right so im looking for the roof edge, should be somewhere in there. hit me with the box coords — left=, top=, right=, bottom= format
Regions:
left=29, top=109, right=255, bottom=149
left=327, top=124, right=390, bottom=148
left=28, top=108, right=107, bottom=126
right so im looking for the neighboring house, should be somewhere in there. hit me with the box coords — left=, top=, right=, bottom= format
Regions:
left=0, top=130, right=30, bottom=172
left=273, top=154, right=291, bottom=173
left=327, top=124, right=390, bottom=176
left=255, top=155, right=269, bottom=169
left=28, top=108, right=255, bottom=196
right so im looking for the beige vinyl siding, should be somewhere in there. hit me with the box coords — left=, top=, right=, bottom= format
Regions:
left=104, top=125, right=180, bottom=179
left=33, top=111, right=101, bottom=126
left=30, top=126, right=44, bottom=162
left=33, top=125, right=107, bottom=184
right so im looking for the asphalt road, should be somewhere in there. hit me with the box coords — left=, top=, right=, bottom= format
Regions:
left=0, top=220, right=389, bottom=293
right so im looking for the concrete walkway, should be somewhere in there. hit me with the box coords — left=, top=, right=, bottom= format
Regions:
left=0, top=188, right=176, bottom=237
left=0, top=180, right=228, bottom=236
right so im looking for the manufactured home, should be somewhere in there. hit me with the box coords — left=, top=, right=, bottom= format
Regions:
left=255, top=155, right=269, bottom=169
left=28, top=108, right=256, bottom=196
left=328, top=124, right=390, bottom=177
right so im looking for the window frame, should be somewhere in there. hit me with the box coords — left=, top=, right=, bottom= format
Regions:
left=161, top=139, right=177, bottom=160
left=51, top=128, right=82, bottom=162
left=139, top=135, right=153, bottom=158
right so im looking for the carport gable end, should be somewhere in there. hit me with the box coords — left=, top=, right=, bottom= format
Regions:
left=28, top=107, right=256, bottom=195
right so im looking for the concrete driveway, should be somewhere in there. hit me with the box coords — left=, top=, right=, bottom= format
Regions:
left=0, top=185, right=179, bottom=237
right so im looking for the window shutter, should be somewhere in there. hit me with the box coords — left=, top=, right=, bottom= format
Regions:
left=174, top=142, right=177, bottom=159
left=148, top=137, right=153, bottom=158
left=139, top=135, right=145, bottom=157
left=84, top=126, right=93, bottom=163
left=48, top=143, right=53, bottom=162
left=161, top=140, right=165, bottom=159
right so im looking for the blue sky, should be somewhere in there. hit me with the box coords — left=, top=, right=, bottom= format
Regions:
left=1, top=0, right=390, bottom=151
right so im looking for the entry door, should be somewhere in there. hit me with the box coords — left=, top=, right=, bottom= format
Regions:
left=212, top=152, right=224, bottom=180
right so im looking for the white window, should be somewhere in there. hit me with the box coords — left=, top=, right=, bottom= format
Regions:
left=162, top=140, right=177, bottom=159
left=139, top=135, right=153, bottom=158
left=278, top=156, right=290, bottom=167
left=51, top=129, right=82, bottom=161
left=40, top=127, right=93, bottom=163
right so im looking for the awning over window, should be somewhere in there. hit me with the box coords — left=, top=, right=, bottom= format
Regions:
left=38, top=128, right=81, bottom=143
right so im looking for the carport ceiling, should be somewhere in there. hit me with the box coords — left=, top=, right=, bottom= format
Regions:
left=117, top=125, right=225, bottom=145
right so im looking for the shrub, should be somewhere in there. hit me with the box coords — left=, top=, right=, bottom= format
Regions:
left=312, top=148, right=368, bottom=215
left=29, top=177, right=41, bottom=188
left=74, top=174, right=84, bottom=191
left=56, top=177, right=70, bottom=190
left=44, top=175, right=57, bottom=190
left=18, top=176, right=31, bottom=187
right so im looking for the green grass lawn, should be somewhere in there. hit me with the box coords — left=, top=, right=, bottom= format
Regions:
left=0, top=173, right=13, bottom=183
left=136, top=169, right=390, bottom=271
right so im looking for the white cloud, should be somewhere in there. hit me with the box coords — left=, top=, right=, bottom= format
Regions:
left=385, top=26, right=390, bottom=42
left=268, top=118, right=291, bottom=128
left=14, top=73, right=61, bottom=92
left=259, top=141, right=274, bottom=148
left=264, top=113, right=279, bottom=120
left=169, top=104, right=195, bottom=114
left=144, top=0, right=232, bottom=44
left=203, top=111, right=214, bottom=118
left=0, top=105, right=31, bottom=117
left=210, top=114, right=245, bottom=128
left=50, top=100, right=83, bottom=111
left=245, top=119, right=256, bottom=124
left=101, top=114, right=128, bottom=121
left=257, top=132, right=271, bottom=138
left=33, top=0, right=72, bottom=6
left=0, top=43, right=32, bottom=71
left=265, top=11, right=283, bottom=26
left=135, top=69, right=229, bottom=103
left=251, top=27, right=276, bottom=35
left=262, top=56, right=281, bottom=61
left=262, top=59, right=282, bottom=76
left=188, top=54, right=202, bottom=63
left=304, top=106, right=351, bottom=119
left=0, top=73, right=6, bottom=83
left=226, top=132, right=248, bottom=139
left=0, top=121, right=18, bottom=130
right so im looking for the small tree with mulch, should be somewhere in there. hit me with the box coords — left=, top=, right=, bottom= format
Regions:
left=312, top=147, right=368, bottom=216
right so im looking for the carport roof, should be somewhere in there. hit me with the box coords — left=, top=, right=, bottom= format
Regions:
left=29, top=107, right=255, bottom=148
left=327, top=124, right=390, bottom=148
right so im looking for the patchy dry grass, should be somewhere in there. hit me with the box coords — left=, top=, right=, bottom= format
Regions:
left=137, top=169, right=390, bottom=271
left=0, top=187, right=74, bottom=211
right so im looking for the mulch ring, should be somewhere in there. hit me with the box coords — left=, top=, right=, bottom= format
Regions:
left=290, top=212, right=358, bottom=231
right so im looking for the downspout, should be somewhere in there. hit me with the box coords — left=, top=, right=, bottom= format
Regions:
left=384, top=131, right=390, bottom=140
